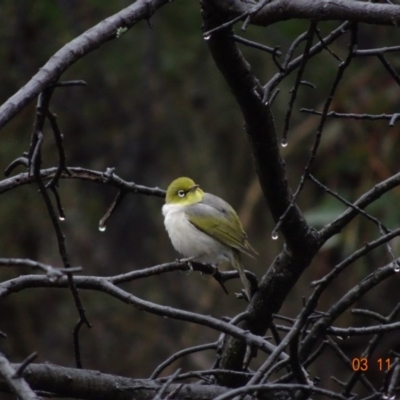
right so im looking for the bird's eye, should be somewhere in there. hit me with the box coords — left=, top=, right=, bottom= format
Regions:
left=178, top=190, right=186, bottom=198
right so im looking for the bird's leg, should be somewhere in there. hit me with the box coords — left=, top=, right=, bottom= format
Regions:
left=195, top=262, right=218, bottom=278
left=178, top=256, right=197, bottom=274
left=210, top=263, right=219, bottom=275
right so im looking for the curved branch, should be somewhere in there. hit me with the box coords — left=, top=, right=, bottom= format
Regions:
left=208, top=0, right=400, bottom=28
left=0, top=258, right=77, bottom=279
left=320, top=171, right=400, bottom=241
left=0, top=274, right=282, bottom=357
left=2, top=363, right=228, bottom=400
left=0, top=167, right=166, bottom=198
left=150, top=342, right=218, bottom=379
left=0, top=0, right=171, bottom=130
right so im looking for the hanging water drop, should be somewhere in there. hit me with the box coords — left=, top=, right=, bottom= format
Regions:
left=281, top=139, right=288, bottom=148
left=394, top=262, right=400, bottom=272
left=271, top=231, right=279, bottom=240
left=59, top=216, right=65, bottom=221
left=204, top=35, right=211, bottom=41
left=99, top=225, right=106, bottom=232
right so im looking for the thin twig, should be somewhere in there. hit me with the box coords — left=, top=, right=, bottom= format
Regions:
left=233, top=35, right=281, bottom=55
left=153, top=368, right=181, bottom=400
left=99, top=190, right=127, bottom=231
left=271, top=23, right=358, bottom=238
left=150, top=342, right=218, bottom=379
left=30, top=89, right=91, bottom=369
left=343, top=303, right=400, bottom=396
left=0, top=258, right=81, bottom=280
left=301, top=109, right=400, bottom=126
left=12, top=353, right=38, bottom=379
left=45, top=110, right=71, bottom=189
left=0, top=353, right=39, bottom=400
left=282, top=21, right=317, bottom=145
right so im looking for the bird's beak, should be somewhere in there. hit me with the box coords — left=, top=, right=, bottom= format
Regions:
left=189, top=184, right=200, bottom=192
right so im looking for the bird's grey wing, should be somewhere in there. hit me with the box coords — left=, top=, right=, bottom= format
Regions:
left=201, top=193, right=236, bottom=217
left=185, top=194, right=257, bottom=257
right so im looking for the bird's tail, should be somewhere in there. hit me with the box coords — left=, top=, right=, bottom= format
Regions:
left=232, top=251, right=252, bottom=301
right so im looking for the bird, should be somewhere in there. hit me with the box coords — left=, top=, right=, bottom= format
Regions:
left=162, top=177, right=257, bottom=300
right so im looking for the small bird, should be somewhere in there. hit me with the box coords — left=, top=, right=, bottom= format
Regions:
left=162, top=177, right=257, bottom=300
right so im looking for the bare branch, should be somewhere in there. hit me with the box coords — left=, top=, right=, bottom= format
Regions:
left=320, top=172, right=400, bottom=241
left=0, top=258, right=81, bottom=280
left=208, top=0, right=400, bottom=28
left=212, top=382, right=347, bottom=400
left=5, top=362, right=229, bottom=400
left=272, top=23, right=358, bottom=237
left=0, top=354, right=39, bottom=400
left=0, top=167, right=166, bottom=198
left=29, top=89, right=91, bottom=369
left=150, top=342, right=218, bottom=379
left=12, top=353, right=38, bottom=379
left=301, top=262, right=397, bottom=360
left=0, top=273, right=283, bottom=357
left=343, top=304, right=400, bottom=396
left=281, top=21, right=317, bottom=145
left=0, top=0, right=171, bottom=130
left=328, top=321, right=400, bottom=337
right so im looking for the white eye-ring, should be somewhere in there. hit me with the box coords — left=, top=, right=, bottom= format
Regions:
left=178, top=190, right=186, bottom=198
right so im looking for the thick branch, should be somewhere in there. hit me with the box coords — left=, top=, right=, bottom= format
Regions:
left=1, top=363, right=228, bottom=400
left=201, top=0, right=321, bottom=384
left=201, top=1, right=318, bottom=255
left=0, top=355, right=38, bottom=400
left=208, top=0, right=400, bottom=28
left=0, top=0, right=170, bottom=130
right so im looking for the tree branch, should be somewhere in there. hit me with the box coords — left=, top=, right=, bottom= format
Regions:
left=207, top=0, right=400, bottom=28
left=201, top=1, right=319, bottom=254
left=0, top=354, right=38, bottom=400
left=200, top=0, right=322, bottom=384
left=0, top=0, right=171, bottom=130
left=0, top=167, right=166, bottom=198
left=320, top=171, right=400, bottom=241
left=0, top=273, right=282, bottom=357
left=300, top=262, right=396, bottom=359
left=2, top=363, right=228, bottom=400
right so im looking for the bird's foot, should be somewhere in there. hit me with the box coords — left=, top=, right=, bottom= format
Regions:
left=178, top=256, right=197, bottom=274
left=187, top=262, right=194, bottom=273
left=199, top=264, right=218, bottom=280
left=210, top=264, right=218, bottom=275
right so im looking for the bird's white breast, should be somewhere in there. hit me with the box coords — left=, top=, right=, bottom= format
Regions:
left=162, top=203, right=230, bottom=264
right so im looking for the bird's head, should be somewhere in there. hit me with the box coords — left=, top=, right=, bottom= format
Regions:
left=165, top=177, right=204, bottom=205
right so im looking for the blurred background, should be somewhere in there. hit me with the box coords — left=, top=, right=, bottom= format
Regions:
left=1, top=0, right=400, bottom=395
